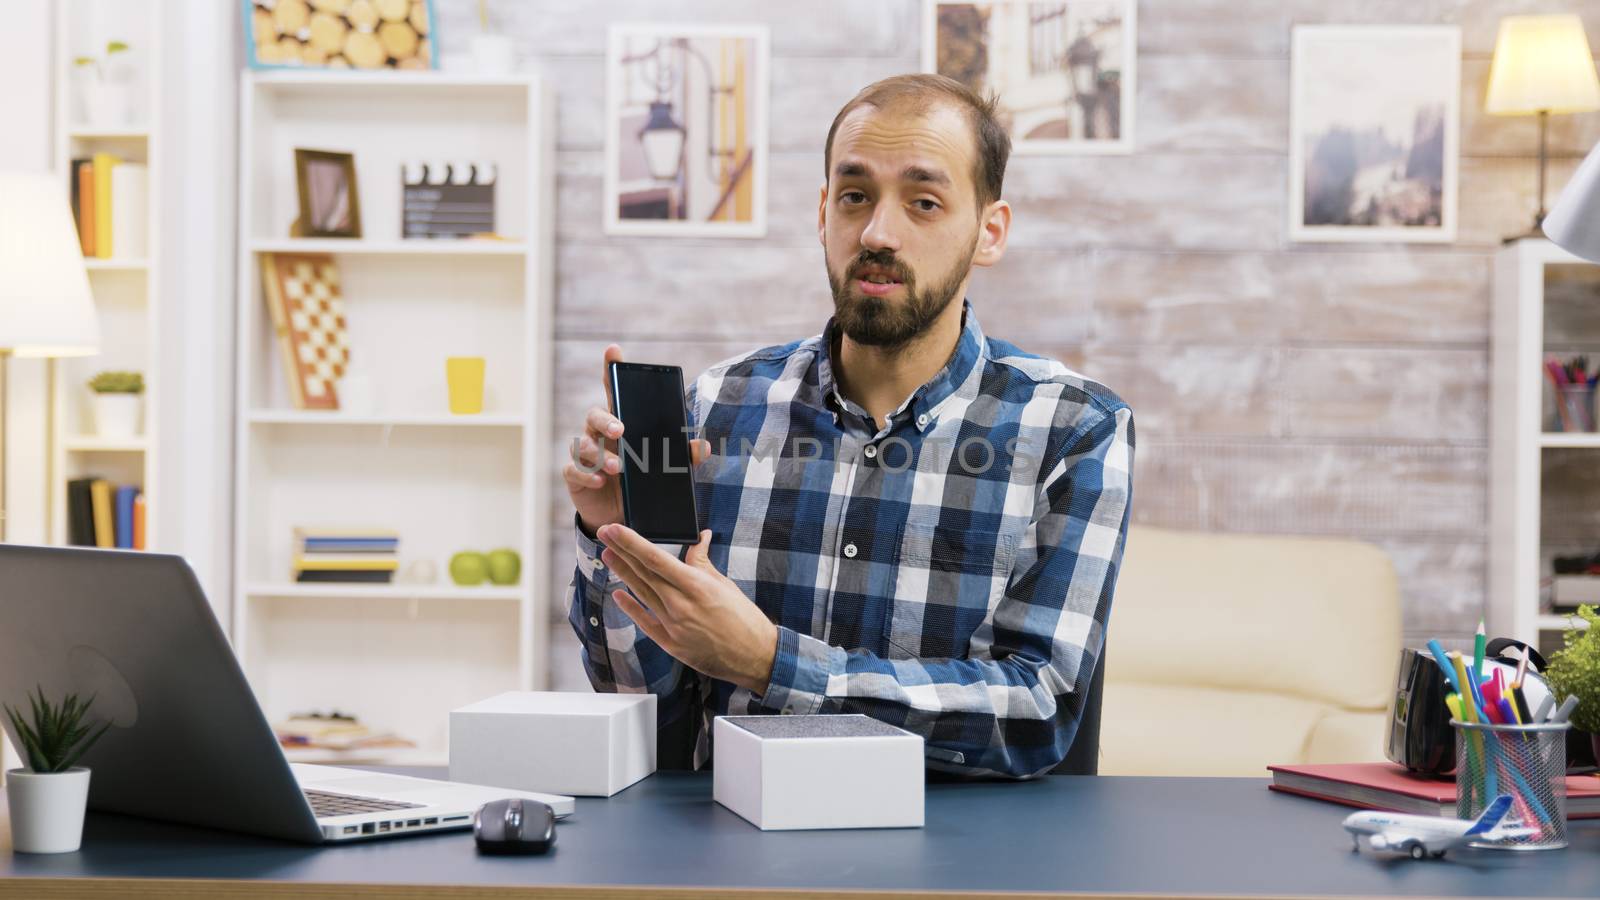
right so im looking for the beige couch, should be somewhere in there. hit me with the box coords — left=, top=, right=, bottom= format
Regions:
left=1099, top=526, right=1402, bottom=777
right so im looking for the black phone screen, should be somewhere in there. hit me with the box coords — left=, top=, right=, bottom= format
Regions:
left=608, top=363, right=700, bottom=544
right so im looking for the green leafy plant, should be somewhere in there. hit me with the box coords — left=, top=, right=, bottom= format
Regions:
left=73, top=40, right=129, bottom=83
left=87, top=371, right=143, bottom=394
left=3, top=687, right=111, bottom=774
left=1546, top=604, right=1600, bottom=734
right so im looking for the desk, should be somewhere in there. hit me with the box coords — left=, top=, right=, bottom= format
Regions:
left=1, top=771, right=1597, bottom=898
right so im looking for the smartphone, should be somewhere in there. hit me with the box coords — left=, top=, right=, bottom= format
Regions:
left=606, top=362, right=701, bottom=544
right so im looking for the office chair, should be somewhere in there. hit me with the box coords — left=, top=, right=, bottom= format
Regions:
left=1053, top=648, right=1105, bottom=776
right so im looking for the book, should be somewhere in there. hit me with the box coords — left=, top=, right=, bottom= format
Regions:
left=1268, top=762, right=1600, bottom=819
left=133, top=491, right=146, bottom=550
left=293, top=557, right=399, bottom=571
left=67, top=478, right=96, bottom=546
left=90, top=479, right=114, bottom=549
left=109, top=162, right=148, bottom=259
left=91, top=152, right=119, bottom=259
left=114, top=485, right=138, bottom=550
left=75, top=160, right=96, bottom=256
left=294, top=570, right=396, bottom=583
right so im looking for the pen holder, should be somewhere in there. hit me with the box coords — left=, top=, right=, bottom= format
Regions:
left=1452, top=719, right=1569, bottom=850
left=1554, top=384, right=1596, bottom=432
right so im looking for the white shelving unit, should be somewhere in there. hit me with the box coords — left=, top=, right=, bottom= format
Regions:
left=49, top=0, right=160, bottom=549
left=1489, top=239, right=1600, bottom=653
left=232, top=70, right=555, bottom=765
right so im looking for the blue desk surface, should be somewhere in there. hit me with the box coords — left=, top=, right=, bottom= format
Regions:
left=2, top=770, right=1598, bottom=898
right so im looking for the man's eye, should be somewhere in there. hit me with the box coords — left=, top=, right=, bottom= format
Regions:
left=913, top=199, right=940, bottom=212
left=841, top=191, right=868, bottom=205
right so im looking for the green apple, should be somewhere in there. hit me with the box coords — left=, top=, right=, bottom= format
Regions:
left=486, top=548, right=521, bottom=585
left=449, top=551, right=488, bottom=586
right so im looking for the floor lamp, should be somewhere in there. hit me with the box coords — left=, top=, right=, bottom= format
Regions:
left=0, top=171, right=100, bottom=543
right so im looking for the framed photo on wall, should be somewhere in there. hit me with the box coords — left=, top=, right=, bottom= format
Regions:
left=1289, top=25, right=1461, bottom=243
left=922, top=0, right=1137, bottom=155
left=604, top=23, right=770, bottom=238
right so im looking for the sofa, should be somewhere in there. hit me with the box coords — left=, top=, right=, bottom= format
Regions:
left=1098, top=525, right=1403, bottom=777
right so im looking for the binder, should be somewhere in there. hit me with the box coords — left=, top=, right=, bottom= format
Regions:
left=91, top=152, right=119, bottom=259
left=133, top=491, right=146, bottom=550
left=67, top=478, right=96, bottom=546
left=115, top=486, right=138, bottom=549
left=90, top=479, right=114, bottom=549
left=109, top=163, right=148, bottom=259
left=76, top=160, right=96, bottom=257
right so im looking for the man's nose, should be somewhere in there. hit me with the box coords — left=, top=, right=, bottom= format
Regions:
left=860, top=203, right=902, bottom=253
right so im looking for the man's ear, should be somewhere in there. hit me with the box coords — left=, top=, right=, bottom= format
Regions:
left=972, top=199, right=1011, bottom=269
left=817, top=181, right=828, bottom=247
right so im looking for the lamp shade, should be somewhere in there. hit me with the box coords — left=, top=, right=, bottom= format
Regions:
left=1485, top=15, right=1600, bottom=116
left=0, top=171, right=98, bottom=357
left=1544, top=142, right=1600, bottom=263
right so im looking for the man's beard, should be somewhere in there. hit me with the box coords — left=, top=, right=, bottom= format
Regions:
left=826, top=235, right=976, bottom=349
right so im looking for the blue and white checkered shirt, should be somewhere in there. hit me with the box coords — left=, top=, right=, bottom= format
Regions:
left=568, top=301, right=1134, bottom=778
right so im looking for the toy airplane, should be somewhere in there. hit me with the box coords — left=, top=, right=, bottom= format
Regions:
left=1342, top=794, right=1536, bottom=859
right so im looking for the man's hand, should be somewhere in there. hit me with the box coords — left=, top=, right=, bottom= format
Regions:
left=597, top=523, right=779, bottom=695
left=563, top=343, right=709, bottom=536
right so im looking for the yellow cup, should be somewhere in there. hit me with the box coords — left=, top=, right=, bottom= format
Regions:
left=446, top=357, right=486, bottom=415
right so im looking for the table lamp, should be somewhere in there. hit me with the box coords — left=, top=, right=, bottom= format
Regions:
left=0, top=171, right=101, bottom=542
left=1485, top=14, right=1600, bottom=239
left=1544, top=142, right=1600, bottom=263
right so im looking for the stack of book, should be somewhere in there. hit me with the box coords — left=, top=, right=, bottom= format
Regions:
left=66, top=478, right=145, bottom=549
left=1269, top=762, right=1600, bottom=818
left=69, top=153, right=148, bottom=259
left=292, top=528, right=399, bottom=583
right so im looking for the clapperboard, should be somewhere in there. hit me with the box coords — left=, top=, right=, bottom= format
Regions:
left=401, top=161, right=497, bottom=239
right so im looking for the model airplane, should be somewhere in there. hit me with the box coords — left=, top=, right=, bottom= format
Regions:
left=1342, top=794, right=1535, bottom=859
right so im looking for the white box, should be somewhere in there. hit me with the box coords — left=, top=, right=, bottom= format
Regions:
left=713, top=714, right=924, bottom=830
left=449, top=692, right=656, bottom=797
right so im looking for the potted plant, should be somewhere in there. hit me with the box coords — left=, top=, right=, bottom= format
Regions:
left=73, top=40, right=133, bottom=127
left=1545, top=604, right=1600, bottom=763
left=4, top=687, right=111, bottom=854
left=471, top=0, right=514, bottom=74
left=87, top=371, right=144, bottom=438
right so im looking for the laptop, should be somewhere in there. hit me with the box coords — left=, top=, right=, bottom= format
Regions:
left=0, top=544, right=573, bottom=843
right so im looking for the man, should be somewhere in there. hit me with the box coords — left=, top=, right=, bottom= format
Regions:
left=563, top=74, right=1133, bottom=778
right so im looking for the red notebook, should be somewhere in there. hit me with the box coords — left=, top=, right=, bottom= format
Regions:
left=1268, top=762, right=1600, bottom=819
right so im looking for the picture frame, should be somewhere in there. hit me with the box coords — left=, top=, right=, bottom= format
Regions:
left=243, top=0, right=439, bottom=71
left=294, top=148, right=362, bottom=239
left=1289, top=25, right=1461, bottom=244
left=922, top=0, right=1137, bottom=155
left=604, top=23, right=770, bottom=238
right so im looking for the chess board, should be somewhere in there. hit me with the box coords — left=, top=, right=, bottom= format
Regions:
left=261, top=253, right=351, bottom=410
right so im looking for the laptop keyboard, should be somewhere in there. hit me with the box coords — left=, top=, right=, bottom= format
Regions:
left=305, top=788, right=425, bottom=819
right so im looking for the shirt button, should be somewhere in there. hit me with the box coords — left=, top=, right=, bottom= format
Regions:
left=589, top=616, right=600, bottom=627
left=843, top=543, right=858, bottom=559
left=591, top=557, right=604, bottom=570
left=917, top=413, right=929, bottom=428
left=863, top=444, right=877, bottom=459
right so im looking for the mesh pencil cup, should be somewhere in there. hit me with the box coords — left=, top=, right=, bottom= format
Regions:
left=1452, top=719, right=1570, bottom=850
left=1555, top=384, right=1596, bottom=432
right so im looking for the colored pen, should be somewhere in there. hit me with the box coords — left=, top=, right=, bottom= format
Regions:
left=1449, top=653, right=1479, bottom=722
left=1535, top=694, right=1556, bottom=723
left=1497, top=697, right=1518, bottom=727
left=1428, top=640, right=1461, bottom=695
left=1511, top=682, right=1533, bottom=725
left=1515, top=648, right=1530, bottom=688
left=1473, top=620, right=1487, bottom=684
left=1552, top=695, right=1580, bottom=724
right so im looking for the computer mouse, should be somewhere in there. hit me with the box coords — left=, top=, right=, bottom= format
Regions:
left=474, top=797, right=556, bottom=855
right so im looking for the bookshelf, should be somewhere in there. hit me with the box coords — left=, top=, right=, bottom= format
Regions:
left=1488, top=239, right=1600, bottom=655
left=49, top=0, right=160, bottom=550
left=232, top=70, right=555, bottom=766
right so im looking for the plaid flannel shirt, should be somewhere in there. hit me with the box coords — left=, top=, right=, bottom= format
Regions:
left=568, top=301, right=1134, bottom=778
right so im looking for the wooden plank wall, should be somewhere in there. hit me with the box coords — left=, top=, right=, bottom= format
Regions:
left=433, top=1, right=1600, bottom=690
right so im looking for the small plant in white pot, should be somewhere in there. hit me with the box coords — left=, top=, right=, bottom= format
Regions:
left=4, top=687, right=111, bottom=854
left=87, top=371, right=143, bottom=438
left=73, top=40, right=133, bottom=128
